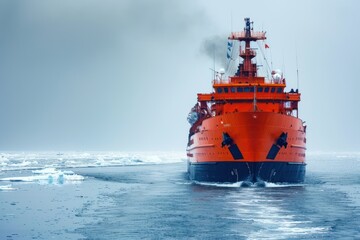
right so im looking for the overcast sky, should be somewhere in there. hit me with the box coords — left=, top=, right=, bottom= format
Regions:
left=0, top=0, right=359, bottom=152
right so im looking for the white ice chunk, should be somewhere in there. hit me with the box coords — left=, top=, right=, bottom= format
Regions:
left=0, top=168, right=84, bottom=184
left=0, top=185, right=16, bottom=191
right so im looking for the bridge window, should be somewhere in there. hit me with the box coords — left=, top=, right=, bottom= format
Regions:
left=271, top=87, right=276, bottom=93
left=264, top=87, right=269, bottom=93
left=257, top=87, right=263, bottom=92
left=244, top=87, right=250, bottom=92
left=224, top=87, right=229, bottom=93
left=217, top=88, right=223, bottom=93
left=277, top=87, right=283, bottom=93
left=231, top=87, right=236, bottom=93
left=237, top=87, right=243, bottom=92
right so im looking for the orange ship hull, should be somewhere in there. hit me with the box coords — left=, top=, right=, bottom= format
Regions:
left=187, top=112, right=306, bottom=183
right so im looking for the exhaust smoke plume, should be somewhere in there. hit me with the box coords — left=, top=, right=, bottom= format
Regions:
left=201, top=35, right=228, bottom=69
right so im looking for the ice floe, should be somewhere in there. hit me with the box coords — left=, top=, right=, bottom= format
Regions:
left=0, top=151, right=186, bottom=171
left=0, top=168, right=84, bottom=185
left=0, top=184, right=16, bottom=191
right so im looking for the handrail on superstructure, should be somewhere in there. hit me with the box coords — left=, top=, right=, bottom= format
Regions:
left=229, top=31, right=266, bottom=41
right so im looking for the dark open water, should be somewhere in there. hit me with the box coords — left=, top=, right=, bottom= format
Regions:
left=0, top=152, right=360, bottom=239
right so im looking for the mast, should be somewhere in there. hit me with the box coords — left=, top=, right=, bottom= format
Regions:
left=228, top=18, right=266, bottom=78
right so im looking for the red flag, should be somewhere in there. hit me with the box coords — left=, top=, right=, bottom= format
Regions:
left=265, top=43, right=270, bottom=49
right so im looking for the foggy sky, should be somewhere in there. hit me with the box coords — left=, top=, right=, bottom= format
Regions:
left=0, top=0, right=359, bottom=152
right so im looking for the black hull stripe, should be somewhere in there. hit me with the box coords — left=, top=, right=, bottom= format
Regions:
left=228, top=144, right=244, bottom=160
left=188, top=161, right=306, bottom=183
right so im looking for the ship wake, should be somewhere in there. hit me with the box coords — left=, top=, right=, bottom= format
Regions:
left=192, top=180, right=304, bottom=188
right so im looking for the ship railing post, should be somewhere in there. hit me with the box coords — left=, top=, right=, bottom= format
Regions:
left=253, top=85, right=257, bottom=112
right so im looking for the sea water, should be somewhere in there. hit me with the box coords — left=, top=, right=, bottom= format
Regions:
left=0, top=152, right=360, bottom=239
